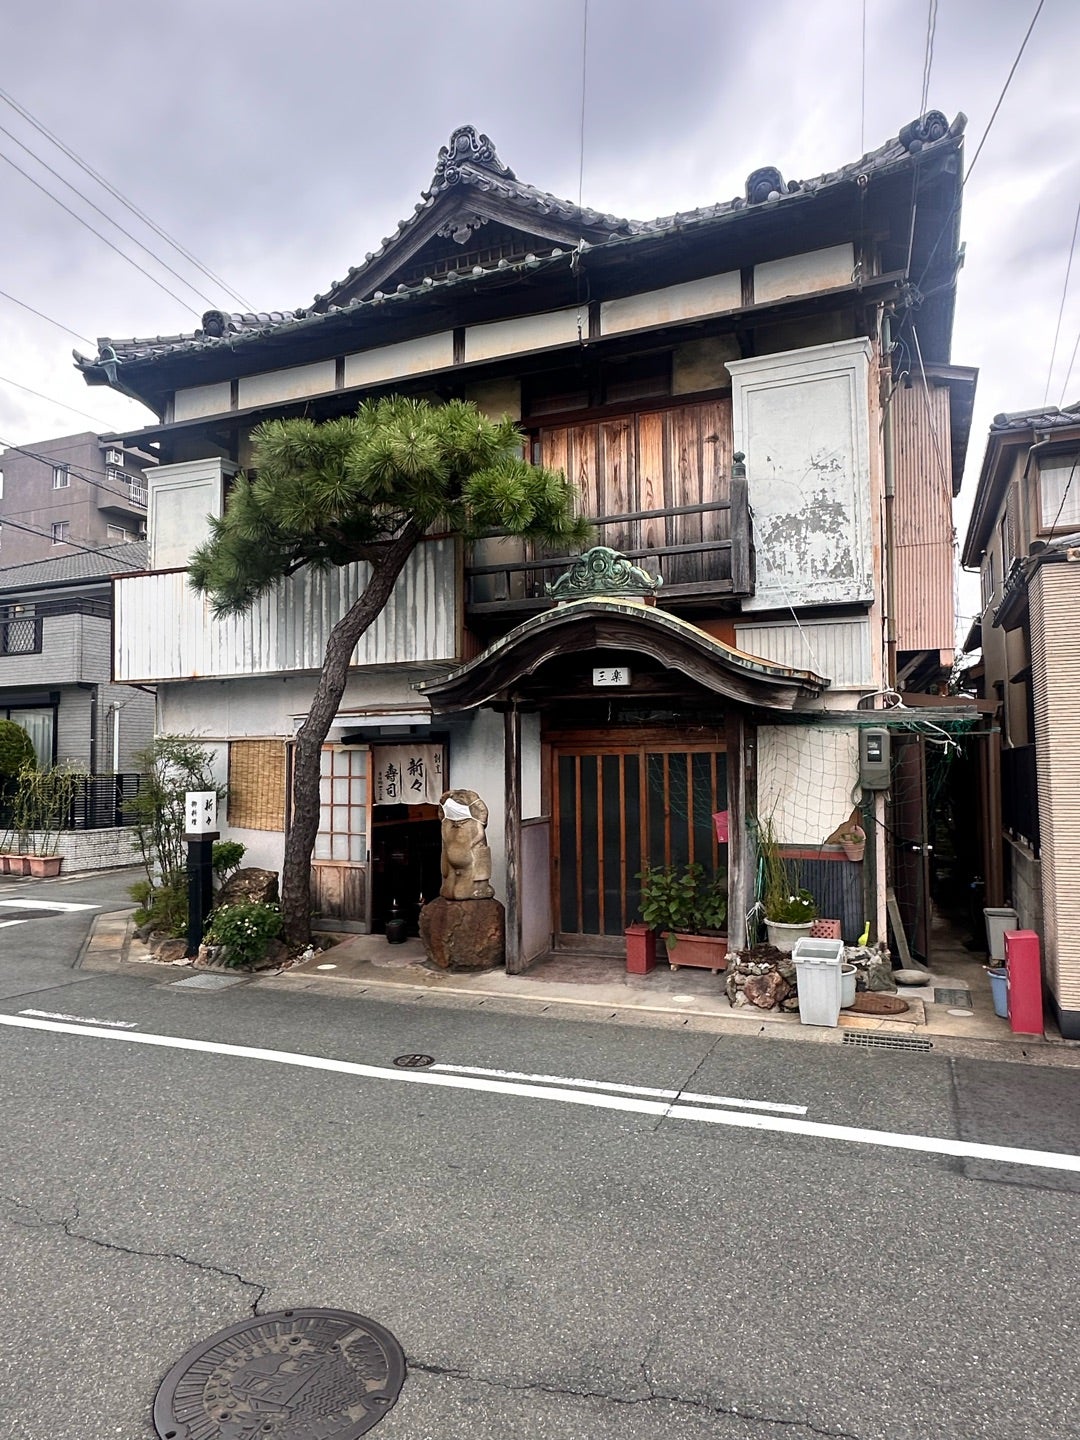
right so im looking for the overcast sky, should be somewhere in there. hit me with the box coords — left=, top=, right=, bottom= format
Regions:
left=2, top=0, right=1077, bottom=629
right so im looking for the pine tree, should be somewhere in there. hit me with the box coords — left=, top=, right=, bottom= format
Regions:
left=189, top=397, right=589, bottom=944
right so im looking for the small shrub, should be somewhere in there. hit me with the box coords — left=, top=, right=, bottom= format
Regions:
left=0, top=720, right=35, bottom=780
left=212, top=840, right=246, bottom=880
left=205, top=901, right=283, bottom=969
left=129, top=878, right=187, bottom=936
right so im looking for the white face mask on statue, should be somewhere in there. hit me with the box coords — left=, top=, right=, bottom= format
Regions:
left=441, top=797, right=474, bottom=822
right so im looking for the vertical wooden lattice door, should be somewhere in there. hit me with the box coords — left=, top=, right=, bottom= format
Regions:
left=311, top=745, right=370, bottom=923
left=554, top=743, right=728, bottom=950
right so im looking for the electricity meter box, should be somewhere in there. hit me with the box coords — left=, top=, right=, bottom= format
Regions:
left=859, top=727, right=891, bottom=790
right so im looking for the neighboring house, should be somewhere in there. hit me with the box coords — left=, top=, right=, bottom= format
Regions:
left=0, top=431, right=151, bottom=567
left=77, top=114, right=974, bottom=967
left=0, top=541, right=154, bottom=773
left=961, top=404, right=1080, bottom=1037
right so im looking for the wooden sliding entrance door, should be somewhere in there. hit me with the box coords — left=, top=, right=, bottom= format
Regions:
left=553, top=739, right=728, bottom=951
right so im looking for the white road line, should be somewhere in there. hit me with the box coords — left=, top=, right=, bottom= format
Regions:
left=430, top=1062, right=807, bottom=1115
left=0, top=920, right=28, bottom=928
left=19, top=1009, right=138, bottom=1030
left=0, top=899, right=99, bottom=913
left=2, top=1014, right=1079, bottom=1175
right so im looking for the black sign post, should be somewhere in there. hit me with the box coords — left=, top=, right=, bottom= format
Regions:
left=185, top=790, right=220, bottom=958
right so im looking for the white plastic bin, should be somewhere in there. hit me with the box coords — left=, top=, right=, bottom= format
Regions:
left=984, top=906, right=1018, bottom=962
left=793, top=937, right=844, bottom=1028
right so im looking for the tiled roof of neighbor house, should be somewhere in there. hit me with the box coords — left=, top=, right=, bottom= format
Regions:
left=0, top=540, right=147, bottom=590
left=989, top=402, right=1080, bottom=432
left=75, top=111, right=964, bottom=373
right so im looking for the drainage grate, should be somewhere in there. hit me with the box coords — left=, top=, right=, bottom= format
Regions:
left=171, top=973, right=246, bottom=990
left=153, top=1307, right=406, bottom=1439
left=843, top=1033, right=933, bottom=1052
left=934, top=987, right=973, bottom=1008
left=393, top=1053, right=434, bottom=1068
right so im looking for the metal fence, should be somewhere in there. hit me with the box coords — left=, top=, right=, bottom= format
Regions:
left=0, top=773, right=145, bottom=831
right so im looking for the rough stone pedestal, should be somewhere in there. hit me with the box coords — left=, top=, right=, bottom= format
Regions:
left=420, top=896, right=505, bottom=972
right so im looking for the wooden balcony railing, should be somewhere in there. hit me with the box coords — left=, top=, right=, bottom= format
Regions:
left=466, top=473, right=754, bottom=615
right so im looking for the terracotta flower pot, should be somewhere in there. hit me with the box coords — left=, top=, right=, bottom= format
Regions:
left=625, top=923, right=657, bottom=974
left=7, top=855, right=31, bottom=876
left=27, top=855, right=62, bottom=878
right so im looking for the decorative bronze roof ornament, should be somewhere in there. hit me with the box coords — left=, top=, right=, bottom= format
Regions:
left=547, top=546, right=662, bottom=602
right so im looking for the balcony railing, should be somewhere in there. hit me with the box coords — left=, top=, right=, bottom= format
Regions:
left=1002, top=743, right=1039, bottom=856
left=466, top=474, right=754, bottom=615
left=127, top=477, right=147, bottom=507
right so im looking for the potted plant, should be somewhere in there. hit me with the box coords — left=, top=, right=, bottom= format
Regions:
left=758, top=817, right=817, bottom=952
left=25, top=765, right=83, bottom=876
left=8, top=763, right=36, bottom=875
left=637, top=862, right=728, bottom=972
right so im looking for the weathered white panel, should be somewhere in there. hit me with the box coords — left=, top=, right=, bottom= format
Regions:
left=344, top=332, right=454, bottom=388
left=238, top=360, right=336, bottom=409
left=753, top=244, right=855, bottom=304
left=114, top=539, right=461, bottom=682
left=148, top=458, right=231, bottom=570
left=757, top=725, right=860, bottom=844
left=729, top=339, right=873, bottom=611
left=464, top=307, right=581, bottom=363
left=736, top=617, right=873, bottom=689
left=600, top=272, right=741, bottom=336
left=174, top=381, right=232, bottom=421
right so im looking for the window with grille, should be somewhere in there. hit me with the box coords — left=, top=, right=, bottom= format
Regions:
left=315, top=746, right=369, bottom=863
left=227, top=740, right=286, bottom=831
left=0, top=606, right=40, bottom=655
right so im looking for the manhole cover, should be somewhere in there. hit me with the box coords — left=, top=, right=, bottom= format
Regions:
left=935, top=987, right=973, bottom=1008
left=171, top=973, right=246, bottom=990
left=153, top=1307, right=406, bottom=1439
left=848, top=992, right=910, bottom=1016
left=393, top=1053, right=434, bottom=1068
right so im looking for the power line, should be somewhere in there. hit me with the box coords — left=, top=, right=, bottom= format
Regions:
left=912, top=0, right=1045, bottom=297
left=1044, top=192, right=1080, bottom=405
left=0, top=288, right=93, bottom=346
left=1057, top=328, right=1080, bottom=406
left=0, top=149, right=200, bottom=316
left=919, top=0, right=938, bottom=118
left=0, top=374, right=113, bottom=429
left=0, top=434, right=151, bottom=503
left=0, top=86, right=254, bottom=311
left=0, top=119, right=221, bottom=310
left=0, top=513, right=143, bottom=568
left=577, top=0, right=589, bottom=209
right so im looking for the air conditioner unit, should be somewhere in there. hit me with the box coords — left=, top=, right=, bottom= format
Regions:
left=104, top=448, right=124, bottom=467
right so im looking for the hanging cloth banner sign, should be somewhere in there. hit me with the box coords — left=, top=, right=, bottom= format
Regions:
left=373, top=744, right=444, bottom=805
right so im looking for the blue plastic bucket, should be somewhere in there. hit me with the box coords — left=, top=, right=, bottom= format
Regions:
left=987, top=967, right=1009, bottom=1019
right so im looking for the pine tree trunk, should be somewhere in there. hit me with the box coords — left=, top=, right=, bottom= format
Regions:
left=281, top=525, right=424, bottom=946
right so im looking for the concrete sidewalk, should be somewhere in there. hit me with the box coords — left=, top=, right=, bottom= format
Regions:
left=79, top=904, right=1080, bottom=1064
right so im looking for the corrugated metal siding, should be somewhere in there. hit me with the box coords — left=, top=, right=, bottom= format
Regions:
left=1032, top=566, right=1080, bottom=1009
left=114, top=539, right=461, bottom=682
left=736, top=618, right=873, bottom=688
left=892, top=382, right=954, bottom=652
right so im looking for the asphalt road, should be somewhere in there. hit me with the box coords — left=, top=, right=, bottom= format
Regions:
left=2, top=869, right=1080, bottom=1439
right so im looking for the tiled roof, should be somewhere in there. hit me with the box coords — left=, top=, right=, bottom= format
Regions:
left=990, top=403, right=1080, bottom=432
left=76, top=112, right=963, bottom=373
left=0, top=540, right=147, bottom=590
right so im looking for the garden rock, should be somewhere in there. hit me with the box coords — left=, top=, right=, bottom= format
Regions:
left=155, top=938, right=189, bottom=964
left=420, top=896, right=505, bottom=971
left=217, top=867, right=279, bottom=907
left=743, top=971, right=790, bottom=1009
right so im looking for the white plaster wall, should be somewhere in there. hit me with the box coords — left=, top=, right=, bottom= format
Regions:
left=148, top=458, right=231, bottom=571
left=345, top=333, right=454, bottom=388
left=756, top=725, right=860, bottom=844
left=464, top=307, right=581, bottom=363
left=443, top=709, right=508, bottom=899
left=753, top=244, right=855, bottom=304
left=173, top=381, right=232, bottom=422
left=238, top=361, right=336, bottom=409
left=728, top=339, right=874, bottom=612
left=521, top=712, right=542, bottom=820
left=600, top=272, right=741, bottom=336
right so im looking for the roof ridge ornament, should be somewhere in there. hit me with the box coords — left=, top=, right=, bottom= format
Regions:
left=432, top=126, right=516, bottom=191
left=547, top=545, right=663, bottom=602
